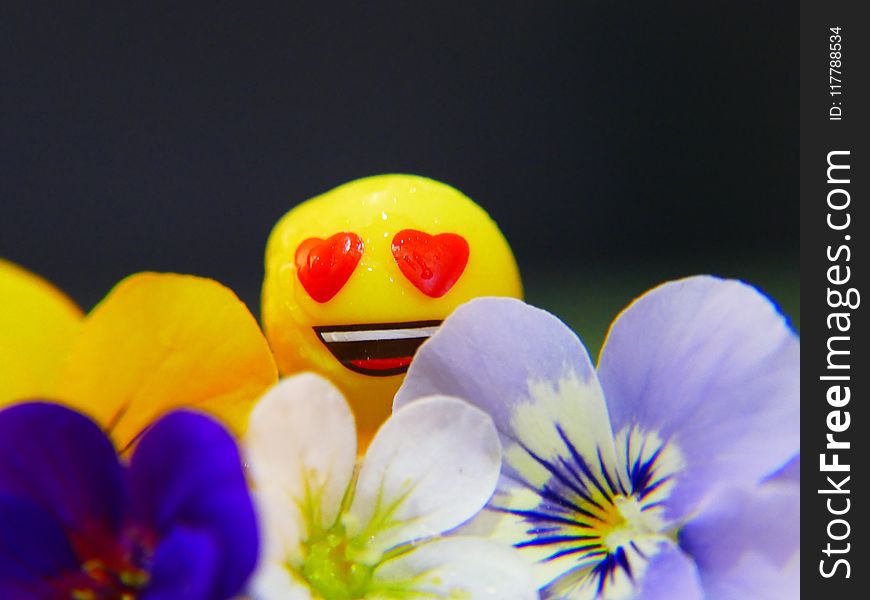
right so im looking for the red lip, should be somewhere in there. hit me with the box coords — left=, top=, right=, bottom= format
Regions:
left=314, top=320, right=442, bottom=376
left=349, top=356, right=414, bottom=372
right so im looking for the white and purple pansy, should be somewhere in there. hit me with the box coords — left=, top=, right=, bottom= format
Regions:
left=0, top=402, right=259, bottom=600
left=395, top=275, right=800, bottom=599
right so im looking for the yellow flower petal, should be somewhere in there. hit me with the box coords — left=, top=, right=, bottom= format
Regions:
left=0, top=259, right=83, bottom=408
left=56, top=272, right=277, bottom=450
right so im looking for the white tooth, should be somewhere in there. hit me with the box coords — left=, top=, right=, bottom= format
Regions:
left=320, top=326, right=440, bottom=343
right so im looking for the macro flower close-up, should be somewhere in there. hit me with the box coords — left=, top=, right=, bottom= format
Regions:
left=0, top=260, right=278, bottom=451
left=395, top=276, right=800, bottom=599
left=244, top=374, right=538, bottom=600
left=0, top=1, right=811, bottom=595
left=0, top=402, right=259, bottom=599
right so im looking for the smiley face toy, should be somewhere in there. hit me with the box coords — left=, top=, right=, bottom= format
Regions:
left=262, top=174, right=522, bottom=443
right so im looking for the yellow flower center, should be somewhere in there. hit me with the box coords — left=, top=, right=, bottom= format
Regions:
left=302, top=527, right=375, bottom=600
left=504, top=426, right=684, bottom=597
left=601, top=495, right=660, bottom=552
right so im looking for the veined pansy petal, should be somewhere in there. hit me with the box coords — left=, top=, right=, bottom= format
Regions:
left=130, top=410, right=259, bottom=600
left=0, top=494, right=80, bottom=597
left=395, top=297, right=619, bottom=512
left=679, top=482, right=799, bottom=600
left=142, top=527, right=221, bottom=600
left=55, top=272, right=277, bottom=450
left=539, top=539, right=703, bottom=600
left=372, top=536, right=538, bottom=600
left=632, top=544, right=704, bottom=600
left=598, top=276, right=800, bottom=520
left=347, top=395, right=501, bottom=560
left=0, top=402, right=125, bottom=546
left=246, top=374, right=357, bottom=541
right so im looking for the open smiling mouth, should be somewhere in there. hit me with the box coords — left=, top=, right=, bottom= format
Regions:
left=313, top=320, right=442, bottom=376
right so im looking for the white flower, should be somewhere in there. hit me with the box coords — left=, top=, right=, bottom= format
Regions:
left=245, top=373, right=538, bottom=600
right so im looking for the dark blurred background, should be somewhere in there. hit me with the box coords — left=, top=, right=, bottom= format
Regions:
left=0, top=1, right=798, bottom=353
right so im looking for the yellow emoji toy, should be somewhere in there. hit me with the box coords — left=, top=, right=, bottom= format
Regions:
left=262, top=174, right=522, bottom=443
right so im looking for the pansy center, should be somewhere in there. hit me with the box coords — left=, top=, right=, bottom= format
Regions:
left=601, top=495, right=661, bottom=552
left=502, top=425, right=683, bottom=597
left=56, top=525, right=154, bottom=599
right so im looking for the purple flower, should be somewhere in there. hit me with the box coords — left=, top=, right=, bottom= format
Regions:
left=396, top=276, right=799, bottom=599
left=0, top=402, right=259, bottom=600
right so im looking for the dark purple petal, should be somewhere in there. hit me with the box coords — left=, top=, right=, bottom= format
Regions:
left=679, top=482, right=799, bottom=600
left=130, top=410, right=258, bottom=600
left=597, top=276, right=799, bottom=520
left=0, top=402, right=126, bottom=543
left=634, top=543, right=704, bottom=600
left=141, top=527, right=219, bottom=600
left=0, top=494, right=79, bottom=598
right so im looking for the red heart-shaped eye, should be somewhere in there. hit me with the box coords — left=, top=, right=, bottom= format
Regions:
left=391, top=229, right=470, bottom=298
left=296, top=232, right=364, bottom=303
